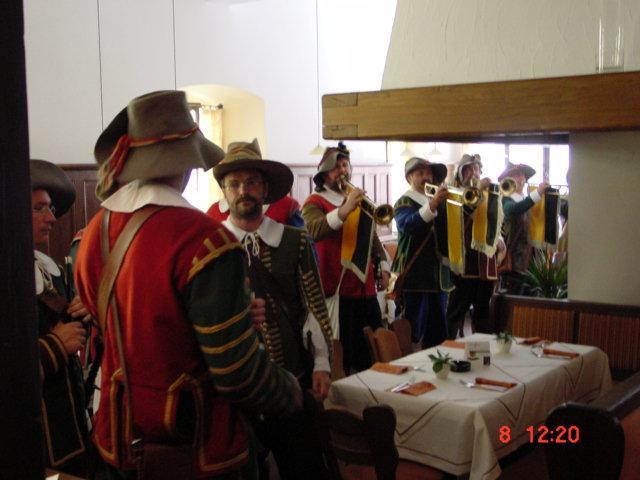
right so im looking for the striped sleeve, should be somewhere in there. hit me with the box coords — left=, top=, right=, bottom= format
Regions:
left=39, top=333, right=68, bottom=378
left=297, top=232, right=332, bottom=363
left=185, top=248, right=298, bottom=417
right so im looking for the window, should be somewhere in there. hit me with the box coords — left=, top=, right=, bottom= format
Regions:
left=462, top=143, right=570, bottom=191
left=182, top=103, right=224, bottom=211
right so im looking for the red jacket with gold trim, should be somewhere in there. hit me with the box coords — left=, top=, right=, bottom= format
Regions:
left=75, top=207, right=249, bottom=476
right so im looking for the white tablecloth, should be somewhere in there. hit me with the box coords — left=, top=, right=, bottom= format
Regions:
left=327, top=333, right=612, bottom=480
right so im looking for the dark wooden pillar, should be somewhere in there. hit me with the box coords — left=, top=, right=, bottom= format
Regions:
left=0, top=1, right=45, bottom=478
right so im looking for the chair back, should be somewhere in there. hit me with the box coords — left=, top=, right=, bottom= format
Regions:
left=374, top=328, right=403, bottom=362
left=318, top=404, right=400, bottom=480
left=390, top=319, right=412, bottom=357
left=331, top=339, right=346, bottom=380
left=544, top=403, right=624, bottom=480
left=363, top=326, right=380, bottom=364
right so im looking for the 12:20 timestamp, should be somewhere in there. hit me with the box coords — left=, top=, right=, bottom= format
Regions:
left=498, top=425, right=581, bottom=444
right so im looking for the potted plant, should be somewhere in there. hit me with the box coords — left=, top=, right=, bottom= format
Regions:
left=495, top=331, right=515, bottom=354
left=428, top=350, right=452, bottom=379
left=525, top=249, right=568, bottom=298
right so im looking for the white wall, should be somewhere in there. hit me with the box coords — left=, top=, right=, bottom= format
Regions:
left=383, top=0, right=640, bottom=306
left=24, top=0, right=102, bottom=163
left=383, top=0, right=640, bottom=89
left=24, top=0, right=396, bottom=166
left=569, top=132, right=640, bottom=305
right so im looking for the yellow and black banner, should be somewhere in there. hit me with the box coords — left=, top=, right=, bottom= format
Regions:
left=529, top=186, right=560, bottom=249
left=341, top=205, right=374, bottom=283
left=471, top=184, right=504, bottom=257
left=435, top=194, right=465, bottom=275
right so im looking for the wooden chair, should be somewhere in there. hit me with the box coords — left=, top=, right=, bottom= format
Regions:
left=331, top=339, right=347, bottom=380
left=390, top=319, right=412, bottom=357
left=374, top=328, right=403, bottom=362
left=316, top=403, right=445, bottom=480
left=544, top=370, right=640, bottom=480
left=363, top=326, right=380, bottom=364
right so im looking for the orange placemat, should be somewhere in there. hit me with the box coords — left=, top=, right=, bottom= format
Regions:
left=519, top=336, right=543, bottom=345
left=475, top=377, right=517, bottom=389
left=370, top=362, right=410, bottom=375
left=543, top=348, right=579, bottom=359
left=440, top=340, right=465, bottom=349
left=398, top=381, right=436, bottom=396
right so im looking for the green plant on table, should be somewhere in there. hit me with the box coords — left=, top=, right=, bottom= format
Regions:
left=495, top=331, right=516, bottom=343
left=428, top=349, right=452, bottom=373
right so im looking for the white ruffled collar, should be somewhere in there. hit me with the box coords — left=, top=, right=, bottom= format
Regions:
left=34, top=250, right=60, bottom=295
left=316, top=188, right=344, bottom=207
left=222, top=216, right=284, bottom=248
left=101, top=180, right=197, bottom=213
left=402, top=188, right=429, bottom=206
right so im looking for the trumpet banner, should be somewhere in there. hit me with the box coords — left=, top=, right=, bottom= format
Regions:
left=341, top=205, right=374, bottom=283
left=528, top=186, right=560, bottom=249
left=435, top=196, right=465, bottom=276
left=471, top=186, right=504, bottom=257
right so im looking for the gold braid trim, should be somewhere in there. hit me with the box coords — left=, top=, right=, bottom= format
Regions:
left=200, top=328, right=254, bottom=354
left=207, top=338, right=259, bottom=375
left=193, top=305, right=249, bottom=334
left=188, top=232, right=242, bottom=282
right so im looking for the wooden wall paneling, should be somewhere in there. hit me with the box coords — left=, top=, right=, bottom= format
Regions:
left=578, top=314, right=640, bottom=372
left=510, top=306, right=574, bottom=342
left=48, top=164, right=98, bottom=264
left=322, top=71, right=640, bottom=143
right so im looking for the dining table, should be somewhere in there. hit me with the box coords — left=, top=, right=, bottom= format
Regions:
left=326, top=333, right=612, bottom=480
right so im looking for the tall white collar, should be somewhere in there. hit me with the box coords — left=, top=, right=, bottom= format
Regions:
left=218, top=197, right=269, bottom=215
left=316, top=188, right=344, bottom=207
left=222, top=216, right=284, bottom=248
left=34, top=250, right=60, bottom=295
left=402, top=188, right=428, bottom=206
left=101, top=180, right=197, bottom=213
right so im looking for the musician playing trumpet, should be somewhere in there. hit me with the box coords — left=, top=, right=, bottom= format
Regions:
left=498, top=163, right=550, bottom=294
left=446, top=154, right=506, bottom=339
left=302, top=143, right=390, bottom=373
left=391, top=157, right=453, bottom=350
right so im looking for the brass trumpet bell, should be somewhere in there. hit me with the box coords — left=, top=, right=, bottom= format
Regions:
left=424, top=183, right=481, bottom=207
left=500, top=177, right=517, bottom=196
left=338, top=176, right=394, bottom=226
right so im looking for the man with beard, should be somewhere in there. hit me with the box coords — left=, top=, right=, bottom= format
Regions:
left=302, top=143, right=390, bottom=373
left=74, top=91, right=301, bottom=479
left=446, top=154, right=505, bottom=338
left=392, top=157, right=452, bottom=349
left=214, top=139, right=332, bottom=480
left=498, top=163, right=550, bottom=294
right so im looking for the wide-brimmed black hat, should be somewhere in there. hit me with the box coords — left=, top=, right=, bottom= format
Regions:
left=213, top=138, right=293, bottom=204
left=30, top=159, right=76, bottom=217
left=404, top=157, right=447, bottom=184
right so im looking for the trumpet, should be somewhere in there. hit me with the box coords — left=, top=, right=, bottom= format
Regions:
left=338, top=176, right=394, bottom=225
left=424, top=182, right=482, bottom=207
left=499, top=177, right=517, bottom=197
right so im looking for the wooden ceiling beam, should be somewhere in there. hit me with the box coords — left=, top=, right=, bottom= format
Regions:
left=322, top=71, right=640, bottom=143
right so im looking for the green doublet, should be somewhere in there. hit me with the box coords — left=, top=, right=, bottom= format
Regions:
left=255, top=226, right=332, bottom=378
left=392, top=195, right=453, bottom=293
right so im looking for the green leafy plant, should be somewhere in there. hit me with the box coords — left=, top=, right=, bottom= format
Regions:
left=525, top=249, right=568, bottom=298
left=428, top=349, right=452, bottom=373
left=495, top=331, right=515, bottom=342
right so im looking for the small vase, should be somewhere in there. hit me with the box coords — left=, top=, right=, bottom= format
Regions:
left=434, top=364, right=450, bottom=380
left=496, top=339, right=513, bottom=354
